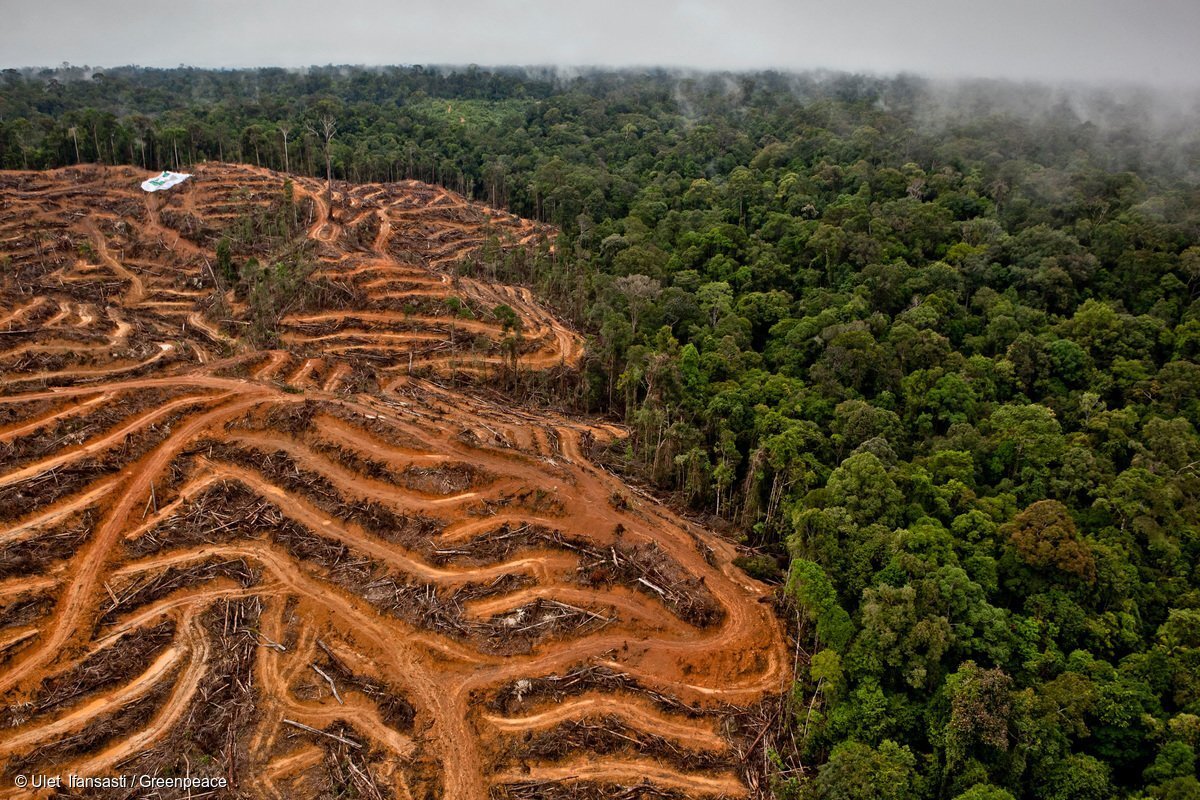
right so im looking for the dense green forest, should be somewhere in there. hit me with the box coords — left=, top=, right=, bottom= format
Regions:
left=4, top=64, right=1200, bottom=799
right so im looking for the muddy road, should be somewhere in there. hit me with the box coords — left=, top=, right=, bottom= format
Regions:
left=0, top=164, right=788, bottom=799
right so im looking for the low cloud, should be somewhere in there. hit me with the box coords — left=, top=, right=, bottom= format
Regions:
left=2, top=0, right=1198, bottom=87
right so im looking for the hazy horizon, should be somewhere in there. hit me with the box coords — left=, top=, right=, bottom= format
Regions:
left=3, top=0, right=1199, bottom=89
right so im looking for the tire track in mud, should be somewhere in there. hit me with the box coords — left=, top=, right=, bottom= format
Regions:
left=0, top=163, right=788, bottom=800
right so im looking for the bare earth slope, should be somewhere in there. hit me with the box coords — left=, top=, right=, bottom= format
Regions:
left=0, top=164, right=787, bottom=800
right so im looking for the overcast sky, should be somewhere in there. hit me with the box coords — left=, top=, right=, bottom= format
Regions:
left=3, top=0, right=1198, bottom=87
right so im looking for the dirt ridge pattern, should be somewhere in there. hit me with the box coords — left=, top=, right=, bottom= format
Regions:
left=0, top=164, right=787, bottom=800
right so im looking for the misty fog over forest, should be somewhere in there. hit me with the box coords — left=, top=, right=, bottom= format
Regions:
left=4, top=0, right=1199, bottom=85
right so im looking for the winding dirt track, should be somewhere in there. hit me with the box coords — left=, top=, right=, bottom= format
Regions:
left=0, top=164, right=787, bottom=800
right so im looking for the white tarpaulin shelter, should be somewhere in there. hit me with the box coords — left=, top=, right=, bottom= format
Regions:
left=141, top=171, right=192, bottom=192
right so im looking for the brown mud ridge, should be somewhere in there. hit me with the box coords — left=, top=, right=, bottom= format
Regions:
left=0, top=164, right=787, bottom=799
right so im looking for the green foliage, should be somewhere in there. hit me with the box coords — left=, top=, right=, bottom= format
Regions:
left=8, top=64, right=1200, bottom=800
left=1039, top=753, right=1112, bottom=800
left=787, top=559, right=854, bottom=652
left=244, top=256, right=317, bottom=346
left=1145, top=742, right=1197, bottom=786
left=953, top=786, right=1017, bottom=800
left=804, top=739, right=919, bottom=800
left=733, top=553, right=784, bottom=583
left=215, top=237, right=234, bottom=282
left=824, top=452, right=903, bottom=528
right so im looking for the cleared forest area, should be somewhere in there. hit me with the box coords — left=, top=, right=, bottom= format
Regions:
left=0, top=164, right=787, bottom=799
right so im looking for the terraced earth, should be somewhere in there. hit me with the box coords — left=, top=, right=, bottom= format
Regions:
left=0, top=164, right=788, bottom=799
